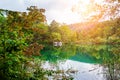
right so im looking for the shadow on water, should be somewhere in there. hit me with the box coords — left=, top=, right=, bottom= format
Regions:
left=41, top=44, right=120, bottom=80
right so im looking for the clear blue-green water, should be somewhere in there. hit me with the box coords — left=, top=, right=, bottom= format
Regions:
left=41, top=44, right=120, bottom=80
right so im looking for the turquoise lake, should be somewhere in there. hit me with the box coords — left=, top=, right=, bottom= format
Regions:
left=41, top=44, right=120, bottom=80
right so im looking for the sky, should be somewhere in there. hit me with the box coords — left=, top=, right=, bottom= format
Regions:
left=0, top=0, right=81, bottom=24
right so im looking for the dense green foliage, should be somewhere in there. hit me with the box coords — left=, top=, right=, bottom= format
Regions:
left=0, top=3, right=120, bottom=80
left=72, top=19, right=120, bottom=44
left=0, top=6, right=76, bottom=80
left=0, top=6, right=48, bottom=80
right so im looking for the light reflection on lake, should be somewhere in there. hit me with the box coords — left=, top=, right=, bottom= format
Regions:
left=42, top=60, right=104, bottom=80
left=41, top=44, right=120, bottom=80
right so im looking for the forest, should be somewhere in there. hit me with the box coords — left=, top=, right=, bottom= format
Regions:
left=0, top=0, right=120, bottom=80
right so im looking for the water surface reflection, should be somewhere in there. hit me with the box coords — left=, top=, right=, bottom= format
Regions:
left=41, top=44, right=120, bottom=80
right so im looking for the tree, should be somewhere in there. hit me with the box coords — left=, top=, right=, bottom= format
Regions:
left=59, top=25, right=73, bottom=43
left=50, top=32, right=61, bottom=41
left=0, top=6, right=48, bottom=79
left=73, top=0, right=120, bottom=22
left=49, top=20, right=60, bottom=33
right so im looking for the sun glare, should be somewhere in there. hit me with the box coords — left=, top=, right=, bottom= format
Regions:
left=72, top=0, right=104, bottom=22
left=73, top=0, right=92, bottom=15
